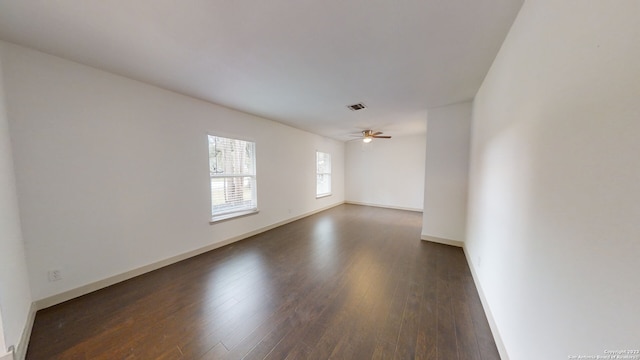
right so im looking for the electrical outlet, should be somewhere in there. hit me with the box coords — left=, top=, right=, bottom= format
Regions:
left=48, top=269, right=62, bottom=282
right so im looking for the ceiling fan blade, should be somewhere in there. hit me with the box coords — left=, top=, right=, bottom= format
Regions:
left=372, top=131, right=383, bottom=136
left=372, top=135, right=391, bottom=138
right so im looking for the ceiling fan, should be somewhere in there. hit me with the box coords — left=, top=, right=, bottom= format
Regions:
left=350, top=130, right=392, bottom=143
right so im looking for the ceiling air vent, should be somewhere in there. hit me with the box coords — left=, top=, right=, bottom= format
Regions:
left=347, top=103, right=366, bottom=111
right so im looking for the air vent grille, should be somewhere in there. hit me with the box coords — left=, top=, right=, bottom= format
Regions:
left=347, top=103, right=366, bottom=111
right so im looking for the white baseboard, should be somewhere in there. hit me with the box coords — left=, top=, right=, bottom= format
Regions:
left=462, top=245, right=509, bottom=360
left=420, top=234, right=464, bottom=247
left=0, top=350, right=13, bottom=360
left=345, top=201, right=422, bottom=212
left=12, top=303, right=36, bottom=360
left=34, top=202, right=344, bottom=311
left=422, top=235, right=509, bottom=358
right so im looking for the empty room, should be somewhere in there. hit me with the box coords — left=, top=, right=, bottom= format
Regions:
left=0, top=1, right=638, bottom=359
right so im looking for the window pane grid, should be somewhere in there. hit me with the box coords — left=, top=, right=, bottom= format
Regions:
left=209, top=135, right=257, bottom=220
left=316, top=151, right=331, bottom=197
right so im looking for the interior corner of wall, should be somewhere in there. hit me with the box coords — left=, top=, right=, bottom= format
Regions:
left=0, top=352, right=13, bottom=360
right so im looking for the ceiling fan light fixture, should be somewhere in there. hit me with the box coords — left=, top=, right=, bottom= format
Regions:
left=363, top=137, right=372, bottom=143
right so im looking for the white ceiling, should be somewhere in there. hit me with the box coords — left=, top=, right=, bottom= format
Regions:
left=0, top=0, right=522, bottom=141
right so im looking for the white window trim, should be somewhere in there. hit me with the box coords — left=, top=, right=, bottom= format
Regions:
left=210, top=208, right=259, bottom=224
left=208, top=134, right=258, bottom=223
left=316, top=151, right=332, bottom=198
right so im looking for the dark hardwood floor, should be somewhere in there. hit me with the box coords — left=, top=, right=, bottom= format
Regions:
left=26, top=204, right=499, bottom=360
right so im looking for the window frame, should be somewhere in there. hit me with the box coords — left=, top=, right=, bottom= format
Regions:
left=208, top=134, right=258, bottom=223
left=316, top=151, right=332, bottom=198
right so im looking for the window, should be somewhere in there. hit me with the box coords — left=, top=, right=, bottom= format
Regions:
left=316, top=151, right=331, bottom=197
left=208, top=135, right=257, bottom=221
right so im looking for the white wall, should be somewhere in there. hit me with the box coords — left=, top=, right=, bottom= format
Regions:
left=1, top=40, right=345, bottom=302
left=0, top=44, right=32, bottom=353
left=421, top=102, right=471, bottom=243
left=345, top=134, right=425, bottom=211
left=467, top=1, right=640, bottom=359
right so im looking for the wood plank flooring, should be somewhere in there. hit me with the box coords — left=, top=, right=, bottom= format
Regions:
left=26, top=204, right=500, bottom=359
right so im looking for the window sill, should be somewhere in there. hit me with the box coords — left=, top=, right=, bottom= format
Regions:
left=316, top=193, right=332, bottom=199
left=210, top=209, right=259, bottom=224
